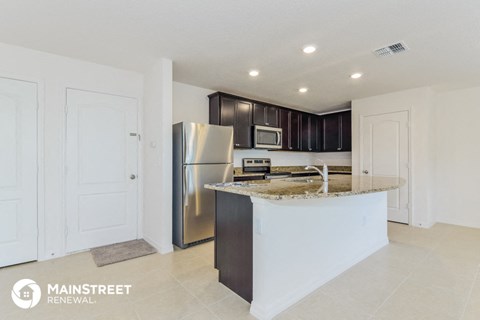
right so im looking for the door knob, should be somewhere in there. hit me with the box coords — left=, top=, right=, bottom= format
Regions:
left=130, top=174, right=136, bottom=180
left=362, top=170, right=369, bottom=174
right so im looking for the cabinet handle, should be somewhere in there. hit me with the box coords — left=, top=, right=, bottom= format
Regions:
left=309, top=148, right=312, bottom=151
left=265, top=122, right=269, bottom=126
left=289, top=147, right=292, bottom=150
left=363, top=170, right=369, bottom=174
left=337, top=147, right=342, bottom=151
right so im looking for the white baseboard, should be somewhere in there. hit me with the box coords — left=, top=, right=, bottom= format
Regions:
left=434, top=218, right=480, bottom=230
left=143, top=236, right=173, bottom=254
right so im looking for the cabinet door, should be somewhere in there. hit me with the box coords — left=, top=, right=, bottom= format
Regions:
left=301, top=114, right=320, bottom=152
left=253, top=103, right=265, bottom=126
left=290, top=111, right=301, bottom=151
left=340, top=111, right=351, bottom=151
left=265, top=106, right=278, bottom=127
left=280, top=109, right=290, bottom=150
left=220, top=97, right=235, bottom=126
left=253, top=103, right=278, bottom=127
left=300, top=113, right=310, bottom=151
left=313, top=116, right=322, bottom=152
left=280, top=109, right=300, bottom=151
left=322, top=113, right=341, bottom=152
left=234, top=100, right=252, bottom=148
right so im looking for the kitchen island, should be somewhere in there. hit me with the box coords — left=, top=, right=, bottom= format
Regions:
left=205, top=175, right=403, bottom=320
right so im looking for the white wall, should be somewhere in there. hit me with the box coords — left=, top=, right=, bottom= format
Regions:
left=173, top=81, right=214, bottom=124
left=433, top=86, right=480, bottom=228
left=173, top=82, right=352, bottom=167
left=352, top=87, right=435, bottom=228
left=143, top=59, right=174, bottom=253
left=0, top=42, right=144, bottom=261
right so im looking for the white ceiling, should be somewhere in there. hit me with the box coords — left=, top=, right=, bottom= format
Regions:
left=1, top=0, right=479, bottom=112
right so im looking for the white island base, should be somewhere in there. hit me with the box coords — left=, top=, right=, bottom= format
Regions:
left=250, top=192, right=389, bottom=320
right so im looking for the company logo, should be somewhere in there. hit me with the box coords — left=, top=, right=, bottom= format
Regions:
left=11, top=279, right=42, bottom=309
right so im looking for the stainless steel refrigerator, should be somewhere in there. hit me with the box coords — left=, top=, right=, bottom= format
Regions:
left=173, top=122, right=234, bottom=248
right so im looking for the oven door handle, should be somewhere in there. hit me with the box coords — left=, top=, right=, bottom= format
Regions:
left=276, top=131, right=281, bottom=145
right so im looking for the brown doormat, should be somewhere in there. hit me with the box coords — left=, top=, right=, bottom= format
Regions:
left=90, top=239, right=157, bottom=267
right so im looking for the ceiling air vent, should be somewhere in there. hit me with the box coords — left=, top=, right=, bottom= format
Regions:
left=373, top=42, right=408, bottom=57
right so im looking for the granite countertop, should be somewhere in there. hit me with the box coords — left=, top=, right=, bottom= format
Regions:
left=205, top=175, right=403, bottom=200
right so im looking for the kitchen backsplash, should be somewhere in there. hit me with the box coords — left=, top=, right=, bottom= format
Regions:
left=233, top=149, right=352, bottom=167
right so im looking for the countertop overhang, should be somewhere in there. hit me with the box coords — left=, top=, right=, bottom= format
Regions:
left=205, top=175, right=404, bottom=200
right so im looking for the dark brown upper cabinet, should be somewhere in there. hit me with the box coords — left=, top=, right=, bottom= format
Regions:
left=209, top=91, right=350, bottom=152
left=300, top=113, right=321, bottom=152
left=209, top=93, right=253, bottom=149
left=321, top=111, right=351, bottom=152
left=253, top=103, right=279, bottom=127
left=280, top=109, right=301, bottom=151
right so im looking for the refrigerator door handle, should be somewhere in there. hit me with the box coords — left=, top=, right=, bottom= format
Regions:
left=183, top=166, right=189, bottom=208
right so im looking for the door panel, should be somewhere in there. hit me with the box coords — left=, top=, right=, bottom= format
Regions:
left=0, top=201, right=20, bottom=244
left=66, top=89, right=138, bottom=252
left=183, top=163, right=233, bottom=244
left=78, top=106, right=127, bottom=184
left=361, top=111, right=409, bottom=223
left=0, top=77, right=38, bottom=267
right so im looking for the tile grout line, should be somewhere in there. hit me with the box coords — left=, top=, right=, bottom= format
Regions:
left=173, top=271, right=223, bottom=320
left=201, top=294, right=233, bottom=320
left=371, top=276, right=409, bottom=317
left=172, top=243, right=231, bottom=320
left=370, top=238, right=436, bottom=317
left=459, top=266, right=480, bottom=320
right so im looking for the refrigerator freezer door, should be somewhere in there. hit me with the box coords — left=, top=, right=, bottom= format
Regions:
left=183, top=123, right=234, bottom=164
left=183, top=163, right=233, bottom=245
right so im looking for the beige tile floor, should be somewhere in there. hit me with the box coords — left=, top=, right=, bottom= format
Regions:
left=1, top=222, right=480, bottom=320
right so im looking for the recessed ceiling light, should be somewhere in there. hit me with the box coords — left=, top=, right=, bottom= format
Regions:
left=249, top=70, right=259, bottom=77
left=350, top=73, right=363, bottom=79
left=298, top=87, right=308, bottom=93
left=303, top=46, right=316, bottom=54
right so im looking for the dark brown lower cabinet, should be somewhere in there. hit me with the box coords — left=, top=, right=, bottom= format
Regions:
left=215, top=191, right=253, bottom=302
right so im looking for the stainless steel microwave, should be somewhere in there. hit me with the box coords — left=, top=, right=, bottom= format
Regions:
left=254, top=125, right=282, bottom=149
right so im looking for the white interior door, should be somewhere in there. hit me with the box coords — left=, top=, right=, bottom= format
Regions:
left=0, top=77, right=38, bottom=267
left=361, top=111, right=409, bottom=223
left=66, top=89, right=138, bottom=252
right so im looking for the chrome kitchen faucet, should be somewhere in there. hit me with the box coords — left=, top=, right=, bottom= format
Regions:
left=305, top=163, right=328, bottom=182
